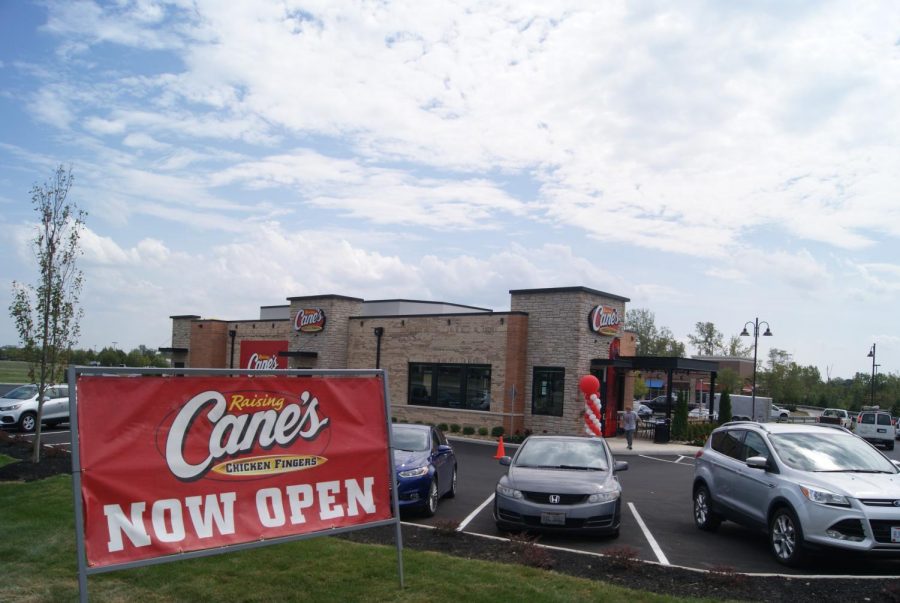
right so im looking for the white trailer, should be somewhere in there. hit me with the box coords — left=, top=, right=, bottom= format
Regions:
left=713, top=393, right=773, bottom=423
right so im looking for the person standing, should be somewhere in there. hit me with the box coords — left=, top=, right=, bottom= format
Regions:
left=622, top=405, right=638, bottom=450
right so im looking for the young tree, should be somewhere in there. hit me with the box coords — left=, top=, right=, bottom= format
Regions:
left=717, top=391, right=732, bottom=425
left=9, top=165, right=86, bottom=463
left=688, top=322, right=724, bottom=356
left=724, top=334, right=752, bottom=357
left=625, top=308, right=685, bottom=356
left=671, top=390, right=689, bottom=440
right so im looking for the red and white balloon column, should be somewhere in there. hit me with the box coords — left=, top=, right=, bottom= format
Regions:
left=579, top=374, right=604, bottom=437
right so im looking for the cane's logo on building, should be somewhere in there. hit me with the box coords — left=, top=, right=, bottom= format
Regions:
left=161, top=389, right=330, bottom=482
left=246, top=352, right=279, bottom=370
left=294, top=308, right=326, bottom=333
left=588, top=305, right=621, bottom=336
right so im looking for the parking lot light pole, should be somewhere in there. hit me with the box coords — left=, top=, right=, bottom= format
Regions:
left=867, top=343, right=877, bottom=407
left=740, top=318, right=772, bottom=421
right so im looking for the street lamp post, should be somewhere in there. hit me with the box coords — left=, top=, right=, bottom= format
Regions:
left=866, top=343, right=877, bottom=407
left=740, top=318, right=772, bottom=421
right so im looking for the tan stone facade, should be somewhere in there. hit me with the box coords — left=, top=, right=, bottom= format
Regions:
left=164, top=286, right=633, bottom=437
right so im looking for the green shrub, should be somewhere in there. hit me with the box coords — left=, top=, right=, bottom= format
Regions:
left=671, top=391, right=689, bottom=440
left=717, top=391, right=732, bottom=425
left=450, top=423, right=461, bottom=433
left=477, top=426, right=489, bottom=436
left=437, top=423, right=449, bottom=431
left=462, top=426, right=476, bottom=436
left=391, top=417, right=397, bottom=423
left=490, top=426, right=504, bottom=437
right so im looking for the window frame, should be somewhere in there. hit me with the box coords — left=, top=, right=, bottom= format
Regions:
left=407, top=362, right=492, bottom=411
left=532, top=366, right=565, bottom=417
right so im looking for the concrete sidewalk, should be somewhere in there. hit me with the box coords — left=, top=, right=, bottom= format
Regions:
left=604, top=434, right=701, bottom=457
left=448, top=434, right=702, bottom=457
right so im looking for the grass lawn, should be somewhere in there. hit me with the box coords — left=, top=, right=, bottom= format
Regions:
left=0, top=360, right=30, bottom=384
left=0, top=475, right=714, bottom=603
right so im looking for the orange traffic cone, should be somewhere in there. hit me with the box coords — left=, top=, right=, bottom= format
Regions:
left=494, top=436, right=506, bottom=459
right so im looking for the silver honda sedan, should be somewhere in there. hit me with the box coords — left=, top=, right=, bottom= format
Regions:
left=494, top=435, right=628, bottom=536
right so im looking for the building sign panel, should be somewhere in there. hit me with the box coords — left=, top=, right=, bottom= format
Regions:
left=75, top=374, right=392, bottom=568
left=294, top=308, right=327, bottom=333
left=239, top=340, right=289, bottom=370
left=588, top=304, right=621, bottom=336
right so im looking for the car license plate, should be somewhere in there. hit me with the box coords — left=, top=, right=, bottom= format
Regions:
left=541, top=512, right=566, bottom=526
left=892, top=527, right=900, bottom=543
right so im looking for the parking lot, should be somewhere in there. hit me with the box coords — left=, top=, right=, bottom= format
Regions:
left=8, top=425, right=900, bottom=577
left=416, top=438, right=900, bottom=577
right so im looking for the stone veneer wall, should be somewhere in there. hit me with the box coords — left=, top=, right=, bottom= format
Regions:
left=228, top=320, right=291, bottom=368
left=511, top=289, right=627, bottom=436
left=288, top=295, right=364, bottom=369
left=346, top=312, right=528, bottom=435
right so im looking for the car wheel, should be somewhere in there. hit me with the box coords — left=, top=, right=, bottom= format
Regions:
left=445, top=466, right=457, bottom=499
left=609, top=527, right=620, bottom=539
left=887, top=440, right=895, bottom=451
left=693, top=485, right=721, bottom=532
left=18, top=412, right=37, bottom=433
left=423, top=479, right=439, bottom=517
left=769, top=507, right=807, bottom=567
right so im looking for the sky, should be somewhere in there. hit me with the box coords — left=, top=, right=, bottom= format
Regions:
left=1, top=0, right=898, bottom=381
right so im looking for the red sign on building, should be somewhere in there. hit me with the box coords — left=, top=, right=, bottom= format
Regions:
left=239, top=340, right=288, bottom=370
left=75, top=375, right=392, bottom=568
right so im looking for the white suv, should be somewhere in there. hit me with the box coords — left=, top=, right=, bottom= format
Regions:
left=0, top=384, right=70, bottom=432
left=854, top=410, right=895, bottom=451
left=694, top=421, right=900, bottom=566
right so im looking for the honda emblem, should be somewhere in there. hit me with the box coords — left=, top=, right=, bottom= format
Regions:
left=549, top=494, right=560, bottom=504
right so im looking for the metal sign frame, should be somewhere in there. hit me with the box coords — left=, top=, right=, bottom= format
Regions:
left=69, top=366, right=404, bottom=602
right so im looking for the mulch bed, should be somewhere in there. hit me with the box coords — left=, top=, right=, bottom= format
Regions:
left=1, top=433, right=897, bottom=602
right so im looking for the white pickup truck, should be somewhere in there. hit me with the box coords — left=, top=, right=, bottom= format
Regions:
left=816, top=408, right=852, bottom=429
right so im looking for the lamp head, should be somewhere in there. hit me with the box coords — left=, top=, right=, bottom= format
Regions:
left=762, top=327, right=772, bottom=337
left=740, top=328, right=749, bottom=337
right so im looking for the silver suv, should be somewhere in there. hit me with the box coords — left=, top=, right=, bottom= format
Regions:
left=693, top=421, right=900, bottom=566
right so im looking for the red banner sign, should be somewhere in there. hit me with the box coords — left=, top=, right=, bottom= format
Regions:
left=76, top=375, right=392, bottom=568
left=239, top=340, right=288, bottom=370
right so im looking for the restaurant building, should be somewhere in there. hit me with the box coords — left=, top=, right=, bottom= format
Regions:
left=160, top=286, right=638, bottom=437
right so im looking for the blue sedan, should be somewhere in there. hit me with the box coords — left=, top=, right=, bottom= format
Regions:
left=391, top=424, right=457, bottom=516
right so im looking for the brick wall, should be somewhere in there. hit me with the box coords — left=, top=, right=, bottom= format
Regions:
left=188, top=320, right=229, bottom=368
left=288, top=295, right=364, bottom=369
left=346, top=312, right=528, bottom=435
left=511, top=288, right=627, bottom=436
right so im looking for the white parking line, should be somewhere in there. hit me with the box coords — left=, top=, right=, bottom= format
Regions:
left=637, top=454, right=693, bottom=465
left=628, top=502, right=669, bottom=565
left=456, top=493, right=495, bottom=532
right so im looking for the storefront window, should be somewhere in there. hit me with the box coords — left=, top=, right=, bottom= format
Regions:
left=532, top=367, right=565, bottom=416
left=408, top=362, right=491, bottom=410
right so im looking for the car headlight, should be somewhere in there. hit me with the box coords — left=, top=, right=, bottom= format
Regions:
left=800, top=484, right=850, bottom=507
left=588, top=490, right=620, bottom=503
left=398, top=466, right=429, bottom=478
left=496, top=484, right=523, bottom=499
left=0, top=403, right=23, bottom=411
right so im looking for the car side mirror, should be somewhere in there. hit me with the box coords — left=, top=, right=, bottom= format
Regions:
left=498, top=456, right=512, bottom=466
left=614, top=460, right=629, bottom=472
left=746, top=456, right=769, bottom=470
left=437, top=444, right=452, bottom=454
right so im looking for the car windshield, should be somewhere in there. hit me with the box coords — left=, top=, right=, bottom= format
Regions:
left=770, top=432, right=898, bottom=473
left=4, top=385, right=37, bottom=400
left=391, top=427, right=429, bottom=452
left=514, top=439, right=608, bottom=471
